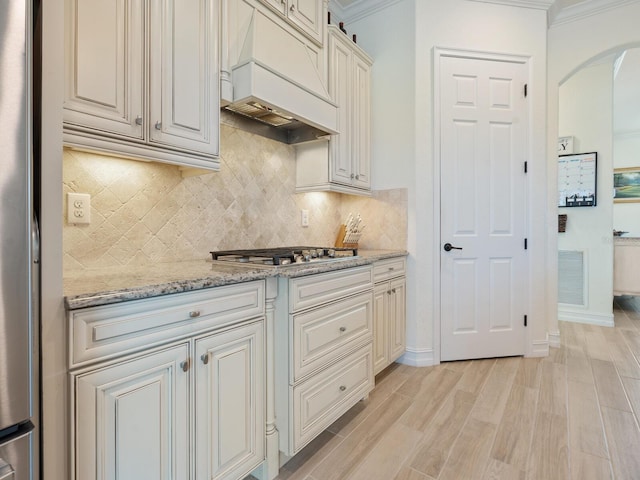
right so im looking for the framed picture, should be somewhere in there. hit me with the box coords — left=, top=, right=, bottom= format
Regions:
left=614, top=167, right=640, bottom=203
left=558, top=152, right=597, bottom=207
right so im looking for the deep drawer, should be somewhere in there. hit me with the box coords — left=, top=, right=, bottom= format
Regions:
left=373, top=257, right=406, bottom=283
left=289, top=265, right=373, bottom=312
left=291, top=291, right=372, bottom=383
left=291, top=344, right=373, bottom=454
left=70, top=281, right=265, bottom=368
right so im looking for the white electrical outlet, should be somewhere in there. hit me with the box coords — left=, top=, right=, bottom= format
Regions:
left=67, top=192, right=91, bottom=225
left=301, top=209, right=309, bottom=227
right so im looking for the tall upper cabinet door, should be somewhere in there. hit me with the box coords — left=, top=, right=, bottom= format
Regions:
left=148, top=0, right=220, bottom=156
left=64, top=0, right=144, bottom=138
left=288, top=0, right=323, bottom=44
left=352, top=52, right=371, bottom=190
left=328, top=34, right=353, bottom=185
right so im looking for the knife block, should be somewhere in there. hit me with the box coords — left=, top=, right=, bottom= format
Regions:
left=335, top=224, right=359, bottom=248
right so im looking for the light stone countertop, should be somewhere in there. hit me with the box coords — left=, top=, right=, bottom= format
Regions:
left=64, top=249, right=408, bottom=310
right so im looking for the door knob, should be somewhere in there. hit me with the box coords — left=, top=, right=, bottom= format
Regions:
left=443, top=243, right=462, bottom=252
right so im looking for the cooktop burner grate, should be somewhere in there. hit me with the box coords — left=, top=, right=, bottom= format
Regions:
left=210, top=246, right=358, bottom=266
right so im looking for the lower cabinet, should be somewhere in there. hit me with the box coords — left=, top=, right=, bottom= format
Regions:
left=71, top=308, right=265, bottom=480
left=372, top=258, right=407, bottom=375
left=195, top=322, right=265, bottom=480
left=74, top=344, right=191, bottom=480
left=275, top=266, right=375, bottom=457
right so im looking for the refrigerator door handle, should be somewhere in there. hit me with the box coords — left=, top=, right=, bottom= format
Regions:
left=0, top=458, right=15, bottom=480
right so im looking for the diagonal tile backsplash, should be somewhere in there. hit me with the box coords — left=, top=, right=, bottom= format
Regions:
left=63, top=124, right=407, bottom=271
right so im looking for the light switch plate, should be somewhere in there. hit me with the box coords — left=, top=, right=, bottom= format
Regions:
left=67, top=192, right=91, bottom=225
left=301, top=209, right=309, bottom=227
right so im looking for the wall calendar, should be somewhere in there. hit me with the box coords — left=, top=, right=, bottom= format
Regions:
left=558, top=152, right=597, bottom=207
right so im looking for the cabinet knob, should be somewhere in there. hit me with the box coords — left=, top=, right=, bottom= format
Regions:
left=339, top=385, right=347, bottom=392
left=355, top=174, right=360, bottom=180
left=387, top=290, right=391, bottom=295
left=201, top=353, right=210, bottom=365
left=290, top=4, right=295, bottom=12
left=135, top=115, right=143, bottom=126
left=350, top=173, right=355, bottom=179
left=180, top=359, right=190, bottom=372
left=155, top=121, right=162, bottom=130
left=392, top=288, right=396, bottom=293
left=339, top=326, right=347, bottom=332
left=189, top=310, right=201, bottom=318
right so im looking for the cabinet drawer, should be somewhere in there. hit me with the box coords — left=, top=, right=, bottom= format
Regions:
left=70, top=281, right=265, bottom=368
left=289, top=266, right=372, bottom=312
left=291, top=344, right=373, bottom=454
left=292, top=291, right=372, bottom=382
left=373, top=257, right=406, bottom=283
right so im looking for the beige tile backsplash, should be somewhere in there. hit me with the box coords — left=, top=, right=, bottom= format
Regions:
left=63, top=124, right=407, bottom=271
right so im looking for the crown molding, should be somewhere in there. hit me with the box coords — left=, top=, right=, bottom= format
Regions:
left=329, top=0, right=405, bottom=24
left=549, top=0, right=638, bottom=26
left=465, top=0, right=554, bottom=9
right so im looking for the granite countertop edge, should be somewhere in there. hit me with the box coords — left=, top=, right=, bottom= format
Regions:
left=64, top=250, right=408, bottom=310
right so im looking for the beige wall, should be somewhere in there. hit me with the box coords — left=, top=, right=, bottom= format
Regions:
left=63, top=124, right=407, bottom=271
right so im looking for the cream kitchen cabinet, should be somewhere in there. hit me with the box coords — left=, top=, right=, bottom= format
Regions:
left=295, top=25, right=372, bottom=195
left=63, top=0, right=220, bottom=170
left=69, top=282, right=266, bottom=480
left=372, top=257, right=407, bottom=375
left=256, top=0, right=324, bottom=45
left=275, top=266, right=374, bottom=457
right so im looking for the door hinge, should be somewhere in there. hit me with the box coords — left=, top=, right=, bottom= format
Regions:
left=524, top=84, right=528, bottom=98
left=524, top=161, right=528, bottom=173
left=524, top=238, right=528, bottom=250
left=524, top=315, right=528, bottom=327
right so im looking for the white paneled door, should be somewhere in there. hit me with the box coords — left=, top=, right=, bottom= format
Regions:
left=439, top=52, right=528, bottom=361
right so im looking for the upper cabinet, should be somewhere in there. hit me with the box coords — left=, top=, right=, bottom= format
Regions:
left=296, top=25, right=373, bottom=196
left=256, top=0, right=323, bottom=45
left=64, top=0, right=220, bottom=170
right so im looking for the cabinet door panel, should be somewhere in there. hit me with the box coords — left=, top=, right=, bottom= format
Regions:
left=64, top=0, right=144, bottom=138
left=352, top=53, right=371, bottom=189
left=328, top=35, right=353, bottom=185
left=73, top=344, right=190, bottom=480
left=372, top=283, right=388, bottom=375
left=389, top=278, right=406, bottom=362
left=288, top=0, right=323, bottom=43
left=195, top=321, right=265, bottom=480
left=149, top=0, right=219, bottom=155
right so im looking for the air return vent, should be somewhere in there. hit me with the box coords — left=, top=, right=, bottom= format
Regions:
left=558, top=250, right=585, bottom=305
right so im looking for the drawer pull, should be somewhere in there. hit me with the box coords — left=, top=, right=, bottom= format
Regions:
left=189, top=310, right=201, bottom=318
left=387, top=290, right=391, bottom=295
left=180, top=359, right=190, bottom=372
left=388, top=267, right=395, bottom=271
left=339, top=385, right=347, bottom=392
left=201, top=353, right=210, bottom=365
left=339, top=326, right=347, bottom=332
left=392, top=288, right=397, bottom=293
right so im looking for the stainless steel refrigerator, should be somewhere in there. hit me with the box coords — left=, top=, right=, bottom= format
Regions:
left=0, top=1, right=39, bottom=479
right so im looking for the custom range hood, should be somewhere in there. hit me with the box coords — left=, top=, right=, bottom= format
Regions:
left=222, top=9, right=338, bottom=144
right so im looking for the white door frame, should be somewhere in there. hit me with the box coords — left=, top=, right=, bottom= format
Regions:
left=432, top=47, right=533, bottom=364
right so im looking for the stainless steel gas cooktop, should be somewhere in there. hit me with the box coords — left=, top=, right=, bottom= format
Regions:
left=210, top=247, right=358, bottom=266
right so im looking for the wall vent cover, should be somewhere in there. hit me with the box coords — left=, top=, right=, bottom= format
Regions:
left=558, top=250, right=585, bottom=305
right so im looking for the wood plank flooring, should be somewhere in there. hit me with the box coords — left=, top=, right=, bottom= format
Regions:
left=264, top=296, right=640, bottom=480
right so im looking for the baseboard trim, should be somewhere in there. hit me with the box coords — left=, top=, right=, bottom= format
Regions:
left=398, top=347, right=435, bottom=367
left=530, top=335, right=549, bottom=357
left=558, top=310, right=614, bottom=327
left=548, top=330, right=561, bottom=349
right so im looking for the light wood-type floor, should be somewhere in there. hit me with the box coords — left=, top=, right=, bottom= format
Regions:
left=264, top=296, right=640, bottom=480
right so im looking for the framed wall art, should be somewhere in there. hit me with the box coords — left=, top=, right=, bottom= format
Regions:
left=614, top=167, right=640, bottom=203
